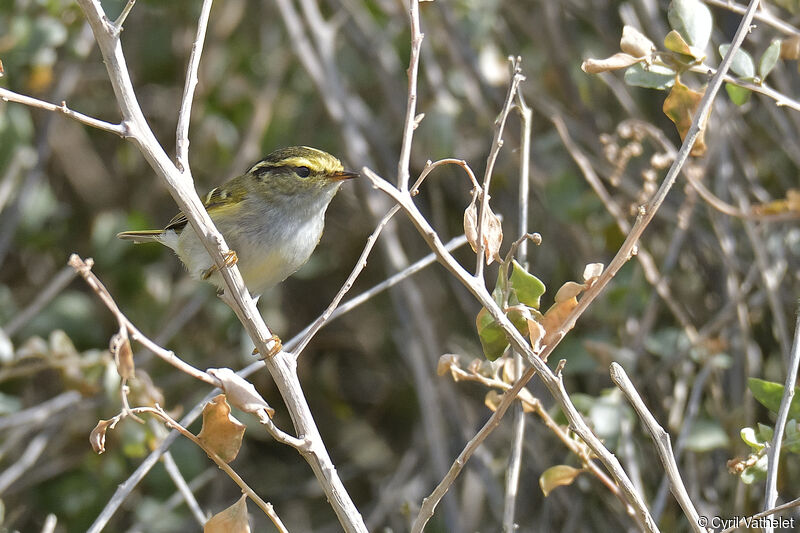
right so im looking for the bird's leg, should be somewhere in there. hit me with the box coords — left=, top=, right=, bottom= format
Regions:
left=201, top=250, right=238, bottom=280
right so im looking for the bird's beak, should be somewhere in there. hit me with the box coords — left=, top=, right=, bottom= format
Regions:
left=330, top=170, right=360, bottom=181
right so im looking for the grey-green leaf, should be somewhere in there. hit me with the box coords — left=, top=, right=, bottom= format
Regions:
left=759, top=39, right=782, bottom=80
left=668, top=0, right=713, bottom=50
left=719, top=44, right=755, bottom=79
left=624, top=63, right=675, bottom=90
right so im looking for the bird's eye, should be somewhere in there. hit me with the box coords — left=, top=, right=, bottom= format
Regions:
left=295, top=166, right=311, bottom=178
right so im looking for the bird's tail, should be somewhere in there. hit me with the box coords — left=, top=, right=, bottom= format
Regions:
left=116, top=230, right=164, bottom=244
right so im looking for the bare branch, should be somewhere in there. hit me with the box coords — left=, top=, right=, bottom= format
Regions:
left=763, top=306, right=800, bottom=524
left=0, top=87, right=127, bottom=137
left=176, top=0, right=214, bottom=172
left=397, top=0, right=423, bottom=191
left=610, top=363, right=704, bottom=532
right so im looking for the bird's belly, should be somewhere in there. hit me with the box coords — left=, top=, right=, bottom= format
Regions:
left=175, top=217, right=324, bottom=295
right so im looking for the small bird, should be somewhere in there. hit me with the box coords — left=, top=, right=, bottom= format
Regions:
left=118, top=146, right=358, bottom=296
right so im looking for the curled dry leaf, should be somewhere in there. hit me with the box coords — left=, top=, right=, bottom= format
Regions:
left=541, top=282, right=585, bottom=353
left=463, top=189, right=503, bottom=265
left=527, top=318, right=545, bottom=354
left=110, top=332, right=135, bottom=380
left=464, top=189, right=479, bottom=253
left=437, top=354, right=460, bottom=376
left=517, top=387, right=538, bottom=413
left=89, top=418, right=118, bottom=454
left=582, top=263, right=604, bottom=287
left=197, top=393, right=246, bottom=464
left=485, top=389, right=502, bottom=412
left=483, top=203, right=504, bottom=264
left=539, top=465, right=582, bottom=497
left=207, top=368, right=275, bottom=420
left=554, top=281, right=585, bottom=303
left=620, top=25, right=655, bottom=58
left=204, top=494, right=250, bottom=533
left=581, top=53, right=641, bottom=74
left=501, top=356, right=518, bottom=384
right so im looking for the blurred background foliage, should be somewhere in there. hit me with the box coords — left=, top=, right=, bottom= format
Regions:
left=1, top=0, right=800, bottom=531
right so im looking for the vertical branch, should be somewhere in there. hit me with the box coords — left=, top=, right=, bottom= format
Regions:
left=397, top=0, right=423, bottom=192
left=763, top=305, right=800, bottom=527
left=474, top=59, right=523, bottom=280
left=176, top=0, right=214, bottom=172
left=610, top=363, right=704, bottom=533
left=503, top=84, right=533, bottom=532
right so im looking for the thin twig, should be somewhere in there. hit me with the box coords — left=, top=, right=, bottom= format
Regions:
left=701, top=0, right=800, bottom=36
left=610, top=363, right=704, bottom=533
left=292, top=204, right=400, bottom=357
left=475, top=58, right=524, bottom=280
left=503, top=81, right=533, bottom=532
left=113, top=0, right=137, bottom=31
left=397, top=0, right=423, bottom=192
left=162, top=451, right=208, bottom=526
left=176, top=0, right=214, bottom=172
left=68, top=254, right=218, bottom=387
left=683, top=169, right=800, bottom=221
left=687, top=64, right=800, bottom=113
left=446, top=363, right=631, bottom=509
left=289, top=234, right=470, bottom=350
left=720, top=496, right=800, bottom=533
left=0, top=87, right=127, bottom=137
left=135, top=405, right=288, bottom=532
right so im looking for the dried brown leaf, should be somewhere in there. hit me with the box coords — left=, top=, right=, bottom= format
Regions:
left=110, top=332, right=135, bottom=380
left=204, top=495, right=250, bottom=533
left=437, top=354, right=460, bottom=376
left=197, top=394, right=246, bottom=463
left=484, top=390, right=502, bottom=412
left=89, top=418, right=117, bottom=454
left=581, top=53, right=642, bottom=74
left=663, top=77, right=707, bottom=157
left=620, top=26, right=655, bottom=58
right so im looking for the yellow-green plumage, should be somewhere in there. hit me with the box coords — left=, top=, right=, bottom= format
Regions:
left=117, top=146, right=357, bottom=295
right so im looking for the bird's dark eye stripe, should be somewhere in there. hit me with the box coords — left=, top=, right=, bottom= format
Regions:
left=295, top=166, right=311, bottom=178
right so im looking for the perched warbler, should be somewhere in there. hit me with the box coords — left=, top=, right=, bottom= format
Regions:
left=117, top=146, right=358, bottom=296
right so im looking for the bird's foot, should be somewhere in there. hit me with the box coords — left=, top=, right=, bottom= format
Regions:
left=253, top=334, right=283, bottom=358
left=201, top=250, right=239, bottom=280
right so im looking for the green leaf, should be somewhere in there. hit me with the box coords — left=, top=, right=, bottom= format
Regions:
left=510, top=260, right=546, bottom=309
left=784, top=420, right=800, bottom=453
left=759, top=39, right=782, bottom=80
left=684, top=419, right=729, bottom=452
left=741, top=427, right=766, bottom=450
left=725, top=82, right=751, bottom=106
left=476, top=307, right=508, bottom=361
left=748, top=378, right=800, bottom=419
left=539, top=465, right=582, bottom=496
left=624, top=63, right=676, bottom=90
left=719, top=44, right=755, bottom=79
left=668, top=0, right=712, bottom=50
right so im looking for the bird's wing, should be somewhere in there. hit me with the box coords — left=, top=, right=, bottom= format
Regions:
left=164, top=182, right=247, bottom=232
